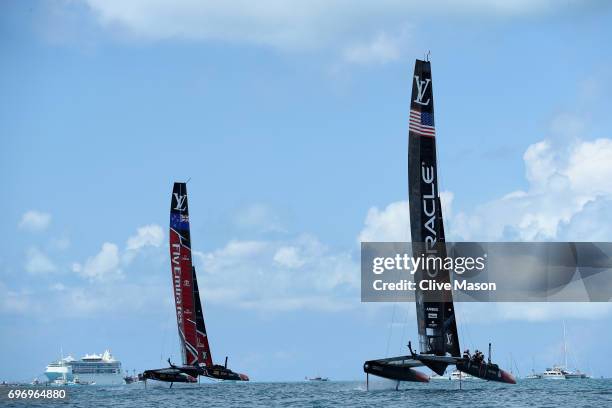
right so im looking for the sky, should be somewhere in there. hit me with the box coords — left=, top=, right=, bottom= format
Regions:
left=1, top=0, right=612, bottom=381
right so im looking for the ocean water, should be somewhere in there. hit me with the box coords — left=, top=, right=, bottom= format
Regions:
left=3, top=379, right=611, bottom=407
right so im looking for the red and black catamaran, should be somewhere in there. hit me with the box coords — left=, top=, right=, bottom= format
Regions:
left=363, top=59, right=516, bottom=387
left=143, top=183, right=249, bottom=385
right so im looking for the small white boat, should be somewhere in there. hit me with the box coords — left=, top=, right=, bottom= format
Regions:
left=306, top=376, right=329, bottom=382
left=525, top=372, right=542, bottom=379
left=51, top=373, right=95, bottom=386
left=450, top=370, right=474, bottom=381
left=429, top=373, right=451, bottom=380
left=542, top=366, right=565, bottom=379
left=562, top=369, right=588, bottom=379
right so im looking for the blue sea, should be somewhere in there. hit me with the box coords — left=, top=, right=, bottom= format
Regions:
left=3, top=379, right=611, bottom=407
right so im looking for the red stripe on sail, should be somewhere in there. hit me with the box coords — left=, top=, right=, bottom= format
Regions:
left=170, top=228, right=199, bottom=365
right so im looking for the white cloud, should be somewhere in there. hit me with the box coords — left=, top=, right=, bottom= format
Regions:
left=0, top=282, right=38, bottom=314
left=77, top=0, right=590, bottom=50
left=273, top=246, right=305, bottom=268
left=451, top=303, right=612, bottom=327
left=0, top=278, right=170, bottom=318
left=456, top=303, right=612, bottom=323
left=126, top=224, right=164, bottom=250
left=342, top=32, right=403, bottom=65
left=558, top=198, right=612, bottom=241
left=24, top=247, right=57, bottom=274
left=73, top=224, right=165, bottom=275
left=77, top=242, right=122, bottom=282
left=449, top=136, right=612, bottom=241
left=194, top=234, right=358, bottom=312
left=358, top=201, right=410, bottom=242
left=497, top=303, right=612, bottom=322
left=18, top=210, right=51, bottom=232
left=357, top=190, right=454, bottom=242
left=356, top=116, right=612, bottom=321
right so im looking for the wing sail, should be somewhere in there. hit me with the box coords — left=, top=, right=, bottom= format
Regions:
left=170, top=182, right=199, bottom=365
left=408, top=60, right=460, bottom=368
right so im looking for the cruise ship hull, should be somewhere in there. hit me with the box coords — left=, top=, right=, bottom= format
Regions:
left=44, top=372, right=125, bottom=385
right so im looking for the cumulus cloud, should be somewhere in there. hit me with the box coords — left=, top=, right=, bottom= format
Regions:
left=75, top=242, right=122, bottom=282
left=18, top=210, right=51, bottom=232
left=193, top=234, right=358, bottom=312
left=358, top=201, right=410, bottom=242
left=456, top=302, right=612, bottom=324
left=342, top=32, right=403, bottom=65
left=75, top=0, right=593, bottom=50
left=126, top=224, right=164, bottom=251
left=495, top=302, right=612, bottom=322
left=71, top=224, right=164, bottom=281
left=359, top=138, right=612, bottom=245
left=0, top=282, right=38, bottom=314
left=357, top=191, right=455, bottom=242
left=0, top=279, right=169, bottom=318
left=449, top=137, right=612, bottom=241
left=24, top=247, right=57, bottom=274
left=273, top=246, right=305, bottom=268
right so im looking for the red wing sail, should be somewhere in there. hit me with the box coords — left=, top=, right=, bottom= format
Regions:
left=170, top=182, right=201, bottom=366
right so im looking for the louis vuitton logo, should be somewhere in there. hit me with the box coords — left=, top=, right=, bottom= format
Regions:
left=414, top=75, right=431, bottom=106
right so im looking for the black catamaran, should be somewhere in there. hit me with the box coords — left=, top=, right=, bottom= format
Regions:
left=143, top=183, right=249, bottom=384
left=363, top=59, right=516, bottom=386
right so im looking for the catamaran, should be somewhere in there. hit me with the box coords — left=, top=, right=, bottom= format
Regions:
left=542, top=322, right=589, bottom=379
left=143, top=183, right=249, bottom=385
left=363, top=58, right=516, bottom=388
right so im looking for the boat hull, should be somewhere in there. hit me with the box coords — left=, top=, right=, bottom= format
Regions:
left=44, top=372, right=124, bottom=385
left=142, top=367, right=198, bottom=383
left=363, top=360, right=429, bottom=383
left=203, top=365, right=249, bottom=381
left=456, top=361, right=516, bottom=384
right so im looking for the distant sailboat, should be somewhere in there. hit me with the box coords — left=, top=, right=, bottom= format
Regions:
left=143, top=183, right=249, bottom=384
left=363, top=58, right=516, bottom=388
left=526, top=357, right=542, bottom=379
left=545, top=322, right=589, bottom=379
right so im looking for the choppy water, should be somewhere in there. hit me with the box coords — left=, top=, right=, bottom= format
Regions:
left=3, top=379, right=611, bottom=407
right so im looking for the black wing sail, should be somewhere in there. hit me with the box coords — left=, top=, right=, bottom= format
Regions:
left=192, top=266, right=213, bottom=367
left=408, top=59, right=460, bottom=372
left=363, top=59, right=516, bottom=385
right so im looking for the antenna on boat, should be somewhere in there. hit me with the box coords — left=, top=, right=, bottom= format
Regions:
left=425, top=50, right=431, bottom=62
left=185, top=177, right=191, bottom=184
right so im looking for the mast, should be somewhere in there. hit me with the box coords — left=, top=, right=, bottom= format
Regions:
left=563, top=321, right=567, bottom=369
left=169, top=182, right=199, bottom=366
left=408, top=59, right=460, bottom=374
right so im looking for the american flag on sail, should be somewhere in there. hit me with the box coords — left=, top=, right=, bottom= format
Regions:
left=409, top=109, right=436, bottom=137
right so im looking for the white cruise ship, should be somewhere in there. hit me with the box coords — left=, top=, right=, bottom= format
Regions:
left=44, top=350, right=124, bottom=385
